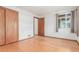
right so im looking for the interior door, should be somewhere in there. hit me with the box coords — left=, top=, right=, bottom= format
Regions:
left=0, top=7, right=5, bottom=45
left=6, top=8, right=18, bottom=44
left=38, top=18, right=44, bottom=36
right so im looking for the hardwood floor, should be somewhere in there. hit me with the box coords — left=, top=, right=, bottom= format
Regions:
left=0, top=36, right=79, bottom=52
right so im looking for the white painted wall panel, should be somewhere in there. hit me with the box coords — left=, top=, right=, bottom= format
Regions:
left=45, top=13, right=77, bottom=40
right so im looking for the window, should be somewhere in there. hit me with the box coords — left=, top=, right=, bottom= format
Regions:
left=56, top=12, right=72, bottom=33
left=58, top=13, right=71, bottom=29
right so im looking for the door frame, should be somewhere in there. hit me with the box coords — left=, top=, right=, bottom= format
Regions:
left=33, top=17, right=39, bottom=36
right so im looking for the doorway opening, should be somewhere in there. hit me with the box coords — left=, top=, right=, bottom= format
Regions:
left=33, top=17, right=44, bottom=36
left=33, top=17, right=38, bottom=36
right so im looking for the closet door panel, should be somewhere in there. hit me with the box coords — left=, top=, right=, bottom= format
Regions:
left=6, top=8, right=18, bottom=44
left=0, top=7, right=5, bottom=45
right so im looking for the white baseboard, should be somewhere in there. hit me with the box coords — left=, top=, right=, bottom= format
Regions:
left=77, top=37, right=79, bottom=43
left=77, top=40, right=79, bottom=43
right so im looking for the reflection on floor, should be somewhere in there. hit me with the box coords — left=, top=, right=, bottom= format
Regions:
left=0, top=36, right=79, bottom=52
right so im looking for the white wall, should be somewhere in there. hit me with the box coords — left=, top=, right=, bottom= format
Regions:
left=44, top=13, right=78, bottom=40
left=5, top=6, right=38, bottom=40
left=4, top=6, right=78, bottom=41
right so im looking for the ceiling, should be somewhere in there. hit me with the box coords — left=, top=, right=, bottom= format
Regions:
left=18, top=6, right=76, bottom=16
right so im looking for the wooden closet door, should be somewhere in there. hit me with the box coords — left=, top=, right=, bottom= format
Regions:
left=6, top=8, right=18, bottom=44
left=38, top=18, right=44, bottom=36
left=0, top=7, right=5, bottom=45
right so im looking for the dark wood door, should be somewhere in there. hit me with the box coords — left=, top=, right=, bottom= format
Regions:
left=0, top=7, right=5, bottom=45
left=38, top=18, right=44, bottom=36
left=6, top=8, right=18, bottom=44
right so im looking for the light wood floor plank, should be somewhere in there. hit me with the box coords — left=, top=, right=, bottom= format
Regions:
left=0, top=36, right=79, bottom=52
